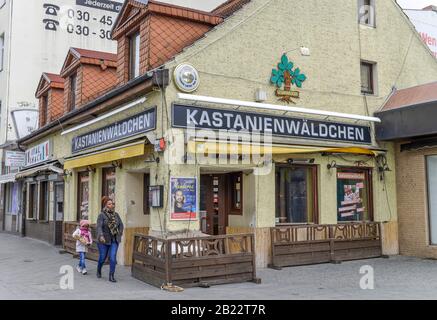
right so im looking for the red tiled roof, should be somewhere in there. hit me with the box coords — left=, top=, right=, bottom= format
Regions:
left=71, top=48, right=117, bottom=62
left=44, top=73, right=64, bottom=84
left=381, top=81, right=437, bottom=111
left=211, top=0, right=251, bottom=18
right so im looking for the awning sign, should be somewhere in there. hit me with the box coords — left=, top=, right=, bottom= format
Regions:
left=72, top=107, right=156, bottom=154
left=172, top=104, right=372, bottom=144
left=25, top=141, right=51, bottom=167
left=5, top=151, right=26, bottom=167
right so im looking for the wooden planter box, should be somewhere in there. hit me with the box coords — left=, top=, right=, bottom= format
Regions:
left=132, top=233, right=260, bottom=288
left=270, top=222, right=382, bottom=269
left=63, top=221, right=100, bottom=261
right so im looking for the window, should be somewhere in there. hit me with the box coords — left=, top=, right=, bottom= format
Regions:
left=28, top=183, right=38, bottom=219
left=39, top=181, right=49, bottom=221
left=337, top=168, right=373, bottom=222
left=41, top=95, right=49, bottom=126
left=0, top=0, right=5, bottom=9
left=361, top=61, right=375, bottom=95
left=0, top=33, right=4, bottom=72
left=426, top=156, right=437, bottom=245
left=358, top=0, right=375, bottom=27
left=143, top=173, right=150, bottom=215
left=69, top=73, right=77, bottom=111
left=129, top=31, right=140, bottom=80
left=78, top=172, right=89, bottom=221
left=276, top=165, right=318, bottom=224
left=228, top=172, right=243, bottom=215
left=102, top=167, right=116, bottom=203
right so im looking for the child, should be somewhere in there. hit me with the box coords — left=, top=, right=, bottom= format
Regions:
left=72, top=220, right=93, bottom=275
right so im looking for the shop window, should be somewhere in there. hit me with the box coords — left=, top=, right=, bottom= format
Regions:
left=228, top=172, right=243, bottom=215
left=276, top=165, right=318, bottom=224
left=337, top=168, right=373, bottom=222
left=426, top=156, right=437, bottom=245
left=143, top=173, right=150, bottom=215
left=361, top=61, right=375, bottom=95
left=129, top=31, right=140, bottom=80
left=102, top=167, right=116, bottom=202
left=69, top=73, right=77, bottom=111
left=358, top=0, right=375, bottom=27
left=39, top=181, right=49, bottom=221
left=28, top=183, right=38, bottom=219
left=78, top=172, right=89, bottom=221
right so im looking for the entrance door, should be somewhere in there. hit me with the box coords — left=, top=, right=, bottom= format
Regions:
left=54, top=182, right=64, bottom=246
left=200, top=174, right=228, bottom=235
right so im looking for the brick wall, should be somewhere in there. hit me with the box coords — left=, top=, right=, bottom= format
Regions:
left=115, top=14, right=212, bottom=85
left=81, top=64, right=117, bottom=105
left=395, top=142, right=437, bottom=258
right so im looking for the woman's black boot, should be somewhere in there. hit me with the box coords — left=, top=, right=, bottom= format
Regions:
left=109, top=272, right=117, bottom=283
left=96, top=265, right=102, bottom=278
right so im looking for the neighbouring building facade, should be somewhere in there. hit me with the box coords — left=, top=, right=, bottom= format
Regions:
left=404, top=5, right=437, bottom=58
left=0, top=0, right=123, bottom=235
left=16, top=0, right=437, bottom=271
left=376, top=82, right=437, bottom=259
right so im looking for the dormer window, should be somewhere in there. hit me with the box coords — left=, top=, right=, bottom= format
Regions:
left=129, top=31, right=140, bottom=80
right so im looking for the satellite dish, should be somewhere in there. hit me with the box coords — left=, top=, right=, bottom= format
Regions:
left=10, top=109, right=39, bottom=139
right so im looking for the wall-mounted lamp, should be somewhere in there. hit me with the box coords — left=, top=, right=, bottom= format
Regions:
left=87, top=166, right=96, bottom=173
left=63, top=169, right=73, bottom=177
left=288, top=158, right=315, bottom=165
left=112, top=160, right=122, bottom=169
left=327, top=160, right=337, bottom=170
left=144, top=154, right=160, bottom=164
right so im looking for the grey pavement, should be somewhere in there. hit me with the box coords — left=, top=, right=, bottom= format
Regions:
left=1, top=232, right=437, bottom=300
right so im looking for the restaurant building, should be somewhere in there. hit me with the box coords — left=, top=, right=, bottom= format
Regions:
left=17, top=0, right=437, bottom=273
left=376, top=82, right=437, bottom=259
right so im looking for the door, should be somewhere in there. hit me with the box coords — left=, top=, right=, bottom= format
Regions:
left=200, top=174, right=228, bottom=235
left=53, top=182, right=64, bottom=246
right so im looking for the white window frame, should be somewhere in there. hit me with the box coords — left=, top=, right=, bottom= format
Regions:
left=358, top=0, right=376, bottom=28
left=129, top=31, right=140, bottom=80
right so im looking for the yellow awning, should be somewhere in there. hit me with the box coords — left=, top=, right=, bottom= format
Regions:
left=64, top=143, right=147, bottom=170
left=187, top=141, right=378, bottom=156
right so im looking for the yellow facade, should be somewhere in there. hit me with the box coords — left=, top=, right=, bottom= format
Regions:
left=23, top=0, right=437, bottom=266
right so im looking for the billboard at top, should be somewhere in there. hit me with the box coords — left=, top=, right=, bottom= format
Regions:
left=41, top=0, right=123, bottom=42
left=405, top=9, right=437, bottom=58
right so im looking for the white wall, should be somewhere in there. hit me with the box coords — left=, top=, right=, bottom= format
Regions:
left=0, top=0, right=123, bottom=145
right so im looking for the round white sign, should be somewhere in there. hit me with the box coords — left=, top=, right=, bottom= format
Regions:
left=174, top=64, right=200, bottom=93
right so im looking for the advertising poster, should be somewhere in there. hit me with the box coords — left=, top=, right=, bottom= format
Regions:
left=170, top=177, right=197, bottom=220
left=337, top=172, right=366, bottom=221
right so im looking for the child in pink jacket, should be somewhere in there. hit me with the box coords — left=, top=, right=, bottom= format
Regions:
left=72, top=220, right=93, bottom=275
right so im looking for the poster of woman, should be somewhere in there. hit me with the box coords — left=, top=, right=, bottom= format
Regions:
left=170, top=177, right=197, bottom=220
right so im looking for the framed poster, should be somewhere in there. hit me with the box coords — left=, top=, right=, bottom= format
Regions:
left=170, top=177, right=197, bottom=220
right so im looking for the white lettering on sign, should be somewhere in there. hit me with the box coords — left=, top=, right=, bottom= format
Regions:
left=25, top=141, right=51, bottom=167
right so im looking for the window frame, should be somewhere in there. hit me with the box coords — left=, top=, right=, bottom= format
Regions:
left=28, top=183, right=38, bottom=220
left=102, top=167, right=116, bottom=203
left=39, top=181, right=49, bottom=222
left=425, top=155, right=437, bottom=245
left=77, top=171, right=90, bottom=221
left=358, top=0, right=376, bottom=28
left=41, top=94, right=49, bottom=126
left=69, top=73, right=77, bottom=111
left=275, top=164, right=319, bottom=225
left=336, top=167, right=374, bottom=223
left=128, top=30, right=140, bottom=80
left=360, top=61, right=375, bottom=95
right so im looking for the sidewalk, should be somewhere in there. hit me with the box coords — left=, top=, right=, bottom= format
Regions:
left=1, top=233, right=437, bottom=300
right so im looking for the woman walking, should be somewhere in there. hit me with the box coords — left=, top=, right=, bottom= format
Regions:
left=96, top=196, right=124, bottom=282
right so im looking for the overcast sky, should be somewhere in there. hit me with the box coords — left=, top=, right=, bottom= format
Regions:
left=397, top=0, right=437, bottom=9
